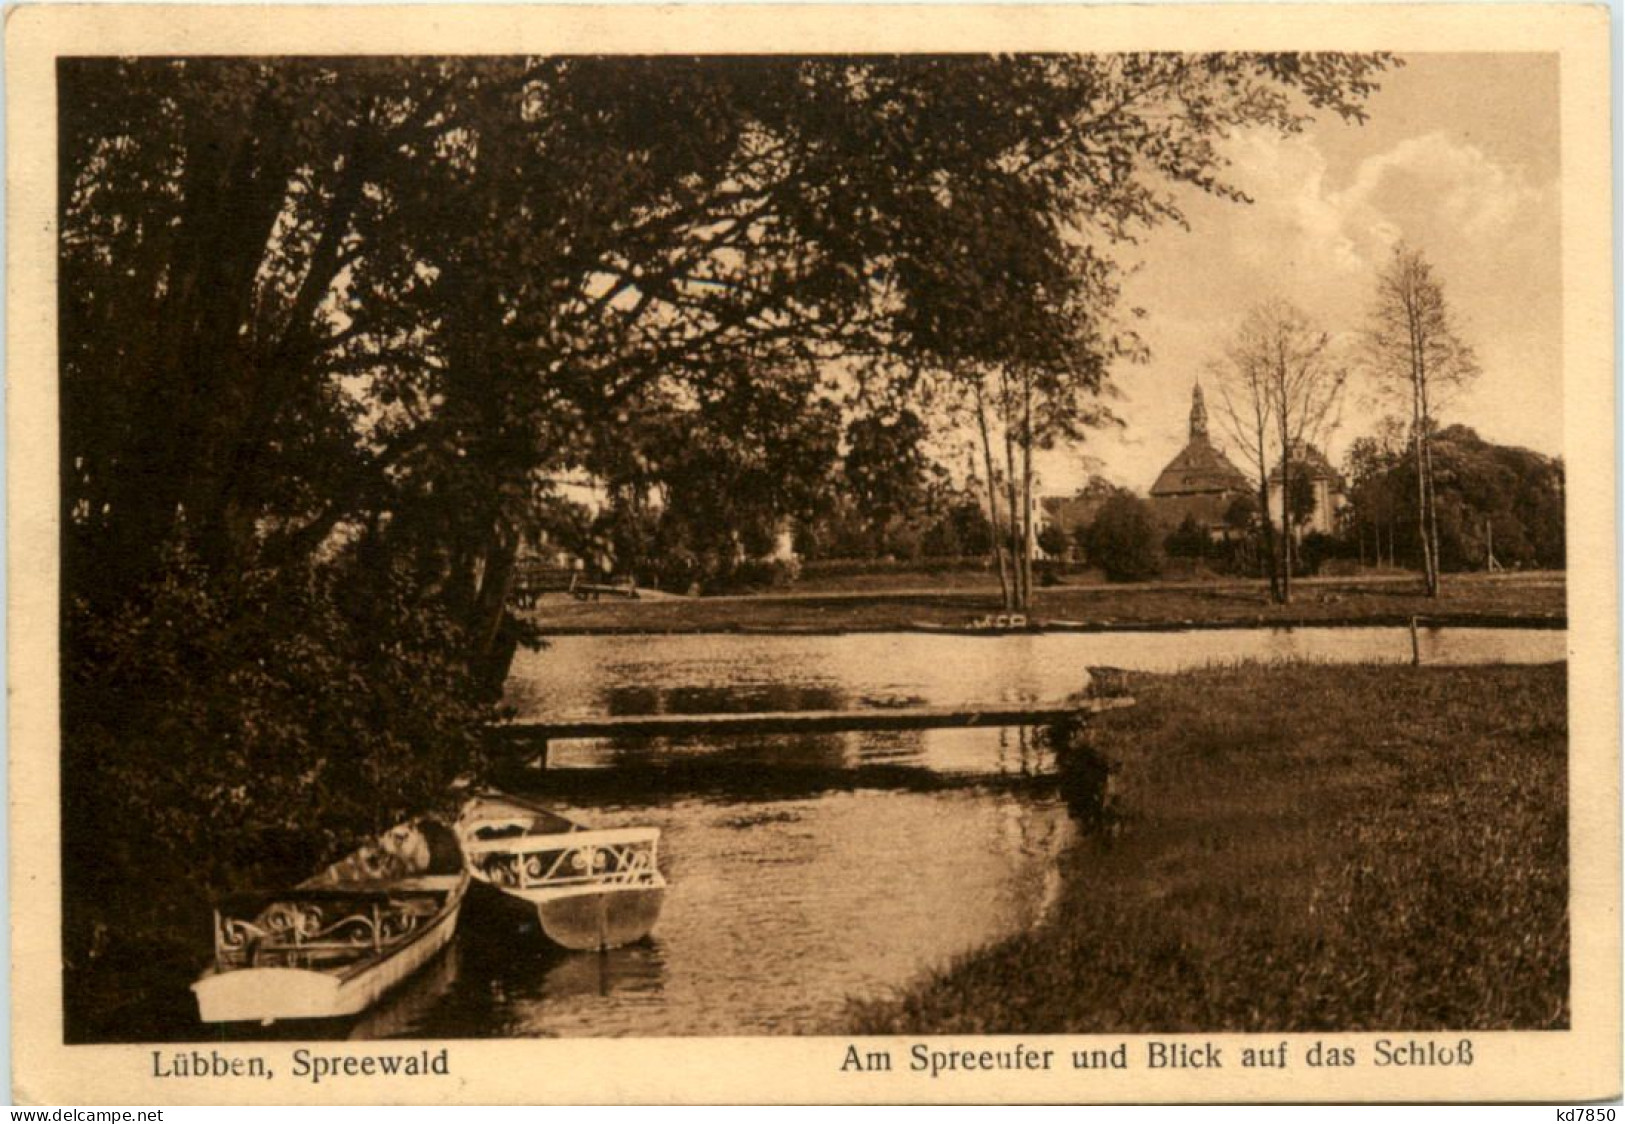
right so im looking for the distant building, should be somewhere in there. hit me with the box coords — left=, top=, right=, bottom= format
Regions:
left=1267, top=443, right=1345, bottom=537
left=1148, top=383, right=1253, bottom=535
left=1039, top=493, right=1109, bottom=544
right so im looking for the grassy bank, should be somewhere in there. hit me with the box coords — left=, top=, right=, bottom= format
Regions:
left=849, top=661, right=1569, bottom=1033
left=528, top=571, right=1566, bottom=633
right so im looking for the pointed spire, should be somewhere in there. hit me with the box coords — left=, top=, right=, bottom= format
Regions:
left=1189, top=379, right=1208, bottom=440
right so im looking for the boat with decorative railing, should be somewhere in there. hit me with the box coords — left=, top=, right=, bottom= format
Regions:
left=456, top=791, right=666, bottom=951
left=192, top=819, right=468, bottom=1025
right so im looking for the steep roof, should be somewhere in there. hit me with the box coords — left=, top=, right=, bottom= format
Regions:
left=1148, top=491, right=1244, bottom=530
left=1149, top=435, right=1251, bottom=497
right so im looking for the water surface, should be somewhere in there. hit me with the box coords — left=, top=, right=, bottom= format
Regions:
left=363, top=625, right=1562, bottom=1037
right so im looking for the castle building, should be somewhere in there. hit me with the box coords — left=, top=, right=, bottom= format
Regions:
left=1267, top=443, right=1345, bottom=537
left=1148, top=383, right=1253, bottom=534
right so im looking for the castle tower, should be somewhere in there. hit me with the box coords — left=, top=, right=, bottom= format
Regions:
left=1148, top=379, right=1250, bottom=533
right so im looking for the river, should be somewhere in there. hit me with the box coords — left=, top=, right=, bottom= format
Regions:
left=345, top=626, right=1562, bottom=1038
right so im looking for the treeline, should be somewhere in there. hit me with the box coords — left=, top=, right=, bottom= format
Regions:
left=579, top=408, right=1004, bottom=593
left=1024, top=420, right=1566, bottom=587
left=1345, top=424, right=1565, bottom=572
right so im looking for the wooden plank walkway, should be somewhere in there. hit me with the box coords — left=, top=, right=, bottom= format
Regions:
left=493, top=696, right=1135, bottom=748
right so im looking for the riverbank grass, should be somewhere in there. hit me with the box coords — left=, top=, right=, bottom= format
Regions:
left=527, top=571, right=1565, bottom=633
left=850, top=662, right=1568, bottom=1033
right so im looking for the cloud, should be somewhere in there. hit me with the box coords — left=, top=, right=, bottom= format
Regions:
left=1214, top=129, right=1556, bottom=294
left=1340, top=132, right=1548, bottom=241
left=1221, top=131, right=1376, bottom=276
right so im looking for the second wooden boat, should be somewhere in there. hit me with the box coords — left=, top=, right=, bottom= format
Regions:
left=457, top=792, right=666, bottom=951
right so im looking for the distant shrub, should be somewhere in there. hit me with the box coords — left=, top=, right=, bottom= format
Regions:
left=62, top=542, right=495, bottom=1040
left=705, top=556, right=801, bottom=593
left=1085, top=494, right=1164, bottom=582
left=798, top=556, right=990, bottom=579
left=1037, top=523, right=1072, bottom=560
left=1163, top=514, right=1211, bottom=560
left=1297, top=531, right=1348, bottom=576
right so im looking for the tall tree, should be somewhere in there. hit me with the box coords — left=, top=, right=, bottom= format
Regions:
left=1361, top=244, right=1481, bottom=596
left=1211, top=300, right=1346, bottom=603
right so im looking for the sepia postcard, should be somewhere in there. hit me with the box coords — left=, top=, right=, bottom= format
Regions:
left=7, top=2, right=1617, bottom=1106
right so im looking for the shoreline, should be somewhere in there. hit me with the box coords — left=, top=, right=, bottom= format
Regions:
left=521, top=572, right=1566, bottom=636
left=847, top=661, right=1569, bottom=1034
left=524, top=613, right=1566, bottom=637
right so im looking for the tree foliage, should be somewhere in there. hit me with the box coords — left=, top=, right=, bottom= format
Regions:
left=1339, top=425, right=1563, bottom=573
left=1086, top=492, right=1166, bottom=581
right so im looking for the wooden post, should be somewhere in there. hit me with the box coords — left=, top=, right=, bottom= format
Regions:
left=1409, top=616, right=1420, bottom=667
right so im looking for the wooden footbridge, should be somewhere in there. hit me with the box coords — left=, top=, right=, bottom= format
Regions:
left=491, top=696, right=1135, bottom=765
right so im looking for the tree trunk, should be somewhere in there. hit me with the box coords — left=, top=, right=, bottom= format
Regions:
left=1258, top=477, right=1280, bottom=603
left=1252, top=411, right=1281, bottom=603
left=1280, top=473, right=1293, bottom=603
left=469, top=529, right=521, bottom=698
left=1424, top=436, right=1442, bottom=590
left=973, top=384, right=1012, bottom=610
left=1020, top=370, right=1035, bottom=612
left=1412, top=404, right=1436, bottom=596
left=1420, top=382, right=1443, bottom=596
left=1000, top=374, right=1026, bottom=612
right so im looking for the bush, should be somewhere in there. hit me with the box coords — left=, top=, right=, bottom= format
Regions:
left=1296, top=531, right=1349, bottom=576
left=798, top=556, right=990, bottom=579
left=644, top=546, right=702, bottom=593
left=61, top=543, right=497, bottom=1040
left=1086, top=494, right=1164, bottom=581
left=703, top=556, right=801, bottom=593
left=1163, top=514, right=1210, bottom=560
left=1037, top=523, right=1072, bottom=560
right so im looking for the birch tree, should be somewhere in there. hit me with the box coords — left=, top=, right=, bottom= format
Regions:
left=1212, top=300, right=1346, bottom=603
left=1361, top=245, right=1481, bottom=596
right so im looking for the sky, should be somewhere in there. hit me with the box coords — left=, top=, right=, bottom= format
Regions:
left=1030, top=52, right=1563, bottom=499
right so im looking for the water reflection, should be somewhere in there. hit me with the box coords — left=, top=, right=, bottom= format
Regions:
left=544, top=724, right=1057, bottom=779
left=505, top=627, right=1565, bottom=722
left=605, top=683, right=849, bottom=716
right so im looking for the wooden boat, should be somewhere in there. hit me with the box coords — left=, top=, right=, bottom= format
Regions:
left=910, top=613, right=1033, bottom=634
left=457, top=792, right=666, bottom=951
left=192, top=819, right=467, bottom=1025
